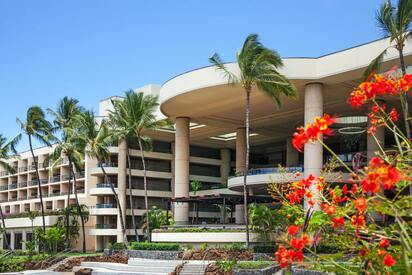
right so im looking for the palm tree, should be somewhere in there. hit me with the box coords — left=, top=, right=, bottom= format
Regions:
left=48, top=97, right=84, bottom=250
left=209, top=34, right=297, bottom=247
left=365, top=0, right=412, bottom=138
left=75, top=110, right=128, bottom=245
left=0, top=134, right=20, bottom=250
left=17, top=107, right=54, bottom=237
left=109, top=91, right=168, bottom=242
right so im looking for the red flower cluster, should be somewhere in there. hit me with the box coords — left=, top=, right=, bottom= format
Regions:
left=347, top=74, right=412, bottom=108
left=292, top=114, right=336, bottom=152
left=332, top=216, right=345, bottom=228
left=287, top=225, right=300, bottom=236
left=275, top=246, right=304, bottom=268
left=285, top=175, right=316, bottom=206
left=354, top=197, right=367, bottom=213
left=360, top=157, right=401, bottom=194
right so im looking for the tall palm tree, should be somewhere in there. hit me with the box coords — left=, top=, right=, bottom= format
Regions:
left=75, top=111, right=128, bottom=245
left=48, top=97, right=84, bottom=250
left=365, top=0, right=412, bottom=138
left=210, top=34, right=297, bottom=247
left=109, top=91, right=167, bottom=242
left=17, top=107, right=54, bottom=237
left=0, top=134, right=21, bottom=250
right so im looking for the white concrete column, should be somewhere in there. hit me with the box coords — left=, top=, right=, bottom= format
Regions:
left=220, top=148, right=231, bottom=185
left=10, top=231, right=15, bottom=250
left=367, top=125, right=385, bottom=160
left=235, top=204, right=244, bottom=224
left=286, top=137, right=299, bottom=167
left=117, top=139, right=127, bottom=242
left=22, top=230, right=27, bottom=250
left=236, top=128, right=246, bottom=173
left=304, top=83, right=323, bottom=211
left=0, top=231, right=3, bottom=249
left=174, top=117, right=190, bottom=225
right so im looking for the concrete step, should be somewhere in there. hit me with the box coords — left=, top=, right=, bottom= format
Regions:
left=79, top=262, right=175, bottom=274
left=180, top=262, right=209, bottom=275
left=128, top=258, right=182, bottom=267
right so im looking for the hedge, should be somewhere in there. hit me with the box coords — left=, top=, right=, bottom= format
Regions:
left=253, top=245, right=278, bottom=253
left=129, top=242, right=181, bottom=251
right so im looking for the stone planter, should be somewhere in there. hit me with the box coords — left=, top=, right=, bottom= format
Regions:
left=234, top=265, right=279, bottom=275
left=127, top=249, right=181, bottom=260
left=288, top=267, right=331, bottom=275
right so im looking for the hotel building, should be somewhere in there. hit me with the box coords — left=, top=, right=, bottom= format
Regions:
left=0, top=36, right=411, bottom=251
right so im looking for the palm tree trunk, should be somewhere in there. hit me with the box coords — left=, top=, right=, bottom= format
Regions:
left=28, top=135, right=46, bottom=243
left=0, top=205, right=10, bottom=249
left=99, top=162, right=128, bottom=245
left=65, top=162, right=72, bottom=250
left=69, top=159, right=86, bottom=253
left=398, top=48, right=411, bottom=140
left=137, top=137, right=150, bottom=242
left=243, top=88, right=251, bottom=248
left=126, top=148, right=138, bottom=240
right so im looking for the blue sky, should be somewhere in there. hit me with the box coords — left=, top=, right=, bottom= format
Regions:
left=0, top=0, right=384, bottom=150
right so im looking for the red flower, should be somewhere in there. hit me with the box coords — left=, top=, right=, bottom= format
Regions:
left=389, top=108, right=399, bottom=122
left=360, top=158, right=401, bottom=194
left=292, top=114, right=336, bottom=151
left=397, top=74, right=412, bottom=92
left=322, top=204, right=336, bottom=216
left=332, top=216, right=344, bottom=228
left=379, top=238, right=390, bottom=248
left=354, top=197, right=367, bottom=213
left=351, top=214, right=366, bottom=227
left=287, top=225, right=300, bottom=236
left=290, top=235, right=310, bottom=250
left=383, top=254, right=396, bottom=267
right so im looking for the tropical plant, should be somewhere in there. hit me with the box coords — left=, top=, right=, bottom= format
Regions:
left=190, top=180, right=202, bottom=224
left=140, top=206, right=171, bottom=239
left=75, top=110, right=128, bottom=245
left=17, top=106, right=54, bottom=240
left=365, top=0, right=412, bottom=139
left=210, top=34, right=297, bottom=247
left=109, top=91, right=168, bottom=242
left=44, top=226, right=65, bottom=254
left=248, top=203, right=279, bottom=243
left=271, top=72, right=412, bottom=274
left=0, top=134, right=20, bottom=250
left=48, top=97, right=87, bottom=252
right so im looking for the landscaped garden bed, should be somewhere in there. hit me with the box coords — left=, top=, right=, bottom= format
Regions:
left=52, top=253, right=128, bottom=272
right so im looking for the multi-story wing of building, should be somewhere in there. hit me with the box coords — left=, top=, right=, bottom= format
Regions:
left=1, top=36, right=411, bottom=251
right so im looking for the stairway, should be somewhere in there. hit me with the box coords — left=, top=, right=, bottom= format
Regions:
left=179, top=261, right=209, bottom=275
left=73, top=258, right=183, bottom=275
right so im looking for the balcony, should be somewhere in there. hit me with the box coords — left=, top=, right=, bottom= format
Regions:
left=18, top=167, right=28, bottom=173
left=9, top=183, right=18, bottom=190
left=29, top=164, right=37, bottom=171
left=0, top=171, right=8, bottom=177
left=98, top=162, right=117, bottom=168
left=0, top=185, right=8, bottom=191
left=18, top=182, right=27, bottom=188
left=41, top=179, right=48, bottom=185
left=51, top=175, right=61, bottom=183
left=96, top=183, right=117, bottom=188
left=96, top=224, right=116, bottom=229
left=49, top=192, right=61, bottom=197
left=96, top=203, right=117, bottom=208
left=28, top=194, right=38, bottom=199
left=9, top=197, right=18, bottom=202
left=0, top=199, right=7, bottom=203
left=19, top=195, right=27, bottom=200
left=29, top=180, right=38, bottom=186
left=61, top=174, right=70, bottom=181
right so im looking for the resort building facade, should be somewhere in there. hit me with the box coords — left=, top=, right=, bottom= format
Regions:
left=1, top=36, right=411, bottom=251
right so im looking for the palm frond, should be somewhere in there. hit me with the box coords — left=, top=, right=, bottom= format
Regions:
left=209, top=53, right=239, bottom=84
left=363, top=47, right=389, bottom=80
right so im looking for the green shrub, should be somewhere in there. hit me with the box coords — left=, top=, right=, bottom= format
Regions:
left=253, top=244, right=278, bottom=253
left=129, top=242, right=181, bottom=251
left=109, top=242, right=126, bottom=251
left=216, top=259, right=237, bottom=272
left=228, top=242, right=247, bottom=251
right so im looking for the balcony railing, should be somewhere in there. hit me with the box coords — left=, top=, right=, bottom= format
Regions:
left=18, top=167, right=28, bottom=173
left=51, top=175, right=61, bottom=183
left=95, top=224, right=116, bottom=229
left=231, top=166, right=303, bottom=178
left=19, top=195, right=27, bottom=200
left=96, top=203, right=117, bottom=208
left=29, top=180, right=38, bottom=186
left=28, top=194, right=38, bottom=199
left=61, top=174, right=70, bottom=181
left=0, top=199, right=7, bottom=203
left=18, top=182, right=27, bottom=188
left=190, top=183, right=226, bottom=191
left=49, top=192, right=61, bottom=197
left=0, top=185, right=8, bottom=191
left=98, top=162, right=117, bottom=168
left=0, top=171, right=8, bottom=177
left=9, top=197, right=18, bottom=202
left=96, top=183, right=117, bottom=188
left=29, top=165, right=37, bottom=171
left=41, top=179, right=48, bottom=185
left=9, top=183, right=17, bottom=190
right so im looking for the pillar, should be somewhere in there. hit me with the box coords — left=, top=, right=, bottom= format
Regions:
left=22, top=230, right=27, bottom=250
left=286, top=137, right=299, bottom=167
left=367, top=125, right=385, bottom=160
left=10, top=231, right=15, bottom=250
left=174, top=117, right=190, bottom=225
left=220, top=148, right=231, bottom=185
left=304, top=83, right=323, bottom=211
left=236, top=128, right=246, bottom=173
left=117, top=139, right=127, bottom=242
left=235, top=204, right=244, bottom=224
